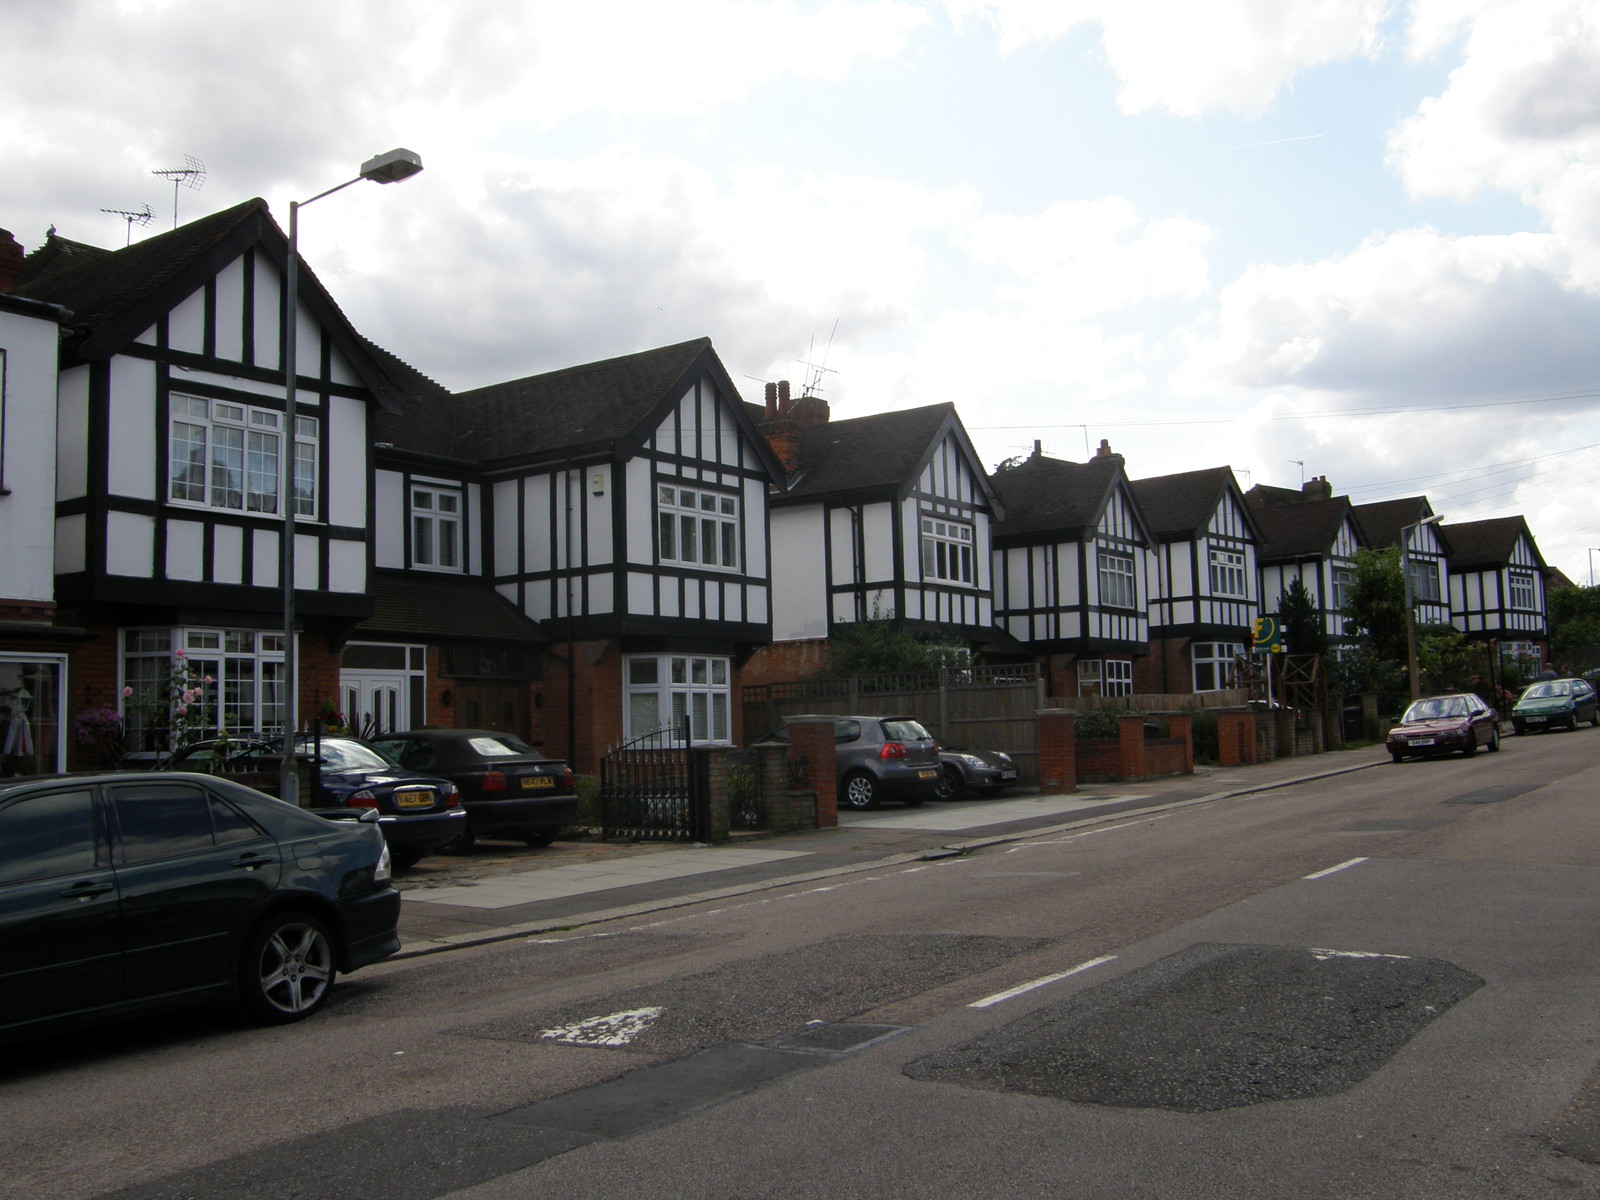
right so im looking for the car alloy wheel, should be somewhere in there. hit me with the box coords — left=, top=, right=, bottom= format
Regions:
left=242, top=912, right=335, bottom=1024
left=841, top=771, right=880, bottom=810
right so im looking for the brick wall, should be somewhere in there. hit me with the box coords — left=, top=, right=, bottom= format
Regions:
left=742, top=639, right=830, bottom=688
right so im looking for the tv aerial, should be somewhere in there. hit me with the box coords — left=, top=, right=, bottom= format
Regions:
left=100, top=204, right=154, bottom=246
left=151, top=155, right=206, bottom=227
left=798, top=319, right=839, bottom=399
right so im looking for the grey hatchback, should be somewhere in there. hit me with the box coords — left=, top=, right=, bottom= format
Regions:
left=750, top=715, right=941, bottom=810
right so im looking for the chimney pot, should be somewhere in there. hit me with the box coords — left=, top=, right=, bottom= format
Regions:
left=778, top=379, right=791, bottom=411
left=764, top=381, right=778, bottom=418
left=1095, top=438, right=1112, bottom=457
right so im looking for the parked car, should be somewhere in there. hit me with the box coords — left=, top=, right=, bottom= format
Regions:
left=934, top=745, right=1019, bottom=799
left=370, top=729, right=577, bottom=851
left=1510, top=678, right=1600, bottom=734
left=1386, top=693, right=1501, bottom=761
left=748, top=716, right=940, bottom=810
left=165, top=736, right=466, bottom=869
left=0, top=770, right=400, bottom=1043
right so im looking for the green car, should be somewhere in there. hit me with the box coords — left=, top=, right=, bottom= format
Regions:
left=1510, top=678, right=1600, bottom=734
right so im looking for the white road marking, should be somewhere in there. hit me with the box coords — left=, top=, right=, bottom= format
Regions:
left=540, top=1006, right=664, bottom=1046
left=1006, top=811, right=1178, bottom=851
left=1309, top=948, right=1411, bottom=962
left=969, top=956, right=1117, bottom=1008
left=1304, top=857, right=1370, bottom=880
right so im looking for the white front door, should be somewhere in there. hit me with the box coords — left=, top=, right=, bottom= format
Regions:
left=341, top=674, right=406, bottom=737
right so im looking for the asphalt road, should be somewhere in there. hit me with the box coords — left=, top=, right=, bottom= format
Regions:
left=5, top=729, right=1600, bottom=1199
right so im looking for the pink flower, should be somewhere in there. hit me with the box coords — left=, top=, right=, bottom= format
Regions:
left=174, top=649, right=187, bottom=659
left=122, top=686, right=133, bottom=697
left=182, top=689, right=197, bottom=703
left=175, top=705, right=188, bottom=716
left=204, top=675, right=215, bottom=684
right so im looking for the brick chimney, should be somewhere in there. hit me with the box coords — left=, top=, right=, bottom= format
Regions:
left=0, top=229, right=24, bottom=293
left=1095, top=438, right=1113, bottom=457
left=757, top=379, right=830, bottom=480
left=1302, top=475, right=1333, bottom=502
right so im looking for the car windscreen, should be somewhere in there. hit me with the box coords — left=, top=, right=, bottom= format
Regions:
left=1403, top=698, right=1465, bottom=721
left=315, top=739, right=396, bottom=771
left=1522, top=682, right=1568, bottom=699
left=882, top=719, right=932, bottom=742
left=467, top=735, right=538, bottom=758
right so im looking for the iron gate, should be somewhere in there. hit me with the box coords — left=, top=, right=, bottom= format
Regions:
left=599, top=723, right=711, bottom=841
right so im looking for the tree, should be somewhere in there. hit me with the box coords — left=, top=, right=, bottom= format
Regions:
left=1548, top=584, right=1600, bottom=669
left=820, top=605, right=966, bottom=679
left=1341, top=546, right=1407, bottom=664
left=1276, top=577, right=1326, bottom=658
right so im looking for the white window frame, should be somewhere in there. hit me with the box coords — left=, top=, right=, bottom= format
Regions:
left=921, top=516, right=975, bottom=586
left=410, top=482, right=463, bottom=572
left=1103, top=659, right=1133, bottom=697
left=0, top=348, right=8, bottom=492
left=1193, top=641, right=1244, bottom=693
left=657, top=483, right=740, bottom=570
left=623, top=654, right=732, bottom=745
left=1408, top=558, right=1442, bottom=603
left=1208, top=546, right=1248, bottom=598
left=1076, top=659, right=1101, bottom=696
left=1098, top=550, right=1136, bottom=609
left=168, top=393, right=319, bottom=518
left=1509, top=570, right=1536, bottom=611
left=121, top=626, right=288, bottom=747
left=1332, top=567, right=1354, bottom=612
left=0, top=652, right=68, bottom=777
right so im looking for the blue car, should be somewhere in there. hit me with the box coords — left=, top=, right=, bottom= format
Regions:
left=166, top=736, right=466, bottom=868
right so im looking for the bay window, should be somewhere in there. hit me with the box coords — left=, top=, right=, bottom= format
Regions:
left=624, top=654, right=731, bottom=744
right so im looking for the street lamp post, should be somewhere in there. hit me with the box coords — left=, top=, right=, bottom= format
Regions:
left=280, top=149, right=423, bottom=806
left=1401, top=512, right=1445, bottom=703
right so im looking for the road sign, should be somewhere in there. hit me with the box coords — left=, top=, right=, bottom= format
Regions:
left=1252, top=615, right=1284, bottom=653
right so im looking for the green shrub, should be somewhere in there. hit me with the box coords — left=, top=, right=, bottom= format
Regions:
left=571, top=774, right=601, bottom=831
left=1075, top=707, right=1141, bottom=739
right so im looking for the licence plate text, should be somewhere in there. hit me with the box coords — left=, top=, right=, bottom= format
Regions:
left=521, top=776, right=555, bottom=789
left=917, top=770, right=938, bottom=779
left=394, top=789, right=434, bottom=809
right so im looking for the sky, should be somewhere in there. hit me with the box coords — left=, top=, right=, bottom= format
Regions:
left=6, top=0, right=1600, bottom=584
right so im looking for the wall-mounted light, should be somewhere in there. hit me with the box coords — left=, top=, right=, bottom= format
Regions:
left=440, top=689, right=453, bottom=708
left=590, top=472, right=605, bottom=496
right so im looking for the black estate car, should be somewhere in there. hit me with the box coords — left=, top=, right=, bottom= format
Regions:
left=371, top=729, right=577, bottom=851
left=0, top=771, right=400, bottom=1043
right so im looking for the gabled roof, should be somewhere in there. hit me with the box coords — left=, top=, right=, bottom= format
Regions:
left=1351, top=496, right=1443, bottom=552
left=15, top=198, right=402, bottom=410
left=1251, top=496, right=1358, bottom=563
left=990, top=452, right=1144, bottom=544
left=1127, top=465, right=1258, bottom=543
left=1443, top=516, right=1545, bottom=572
left=359, top=575, right=546, bottom=644
left=403, top=338, right=783, bottom=478
left=364, top=339, right=474, bottom=464
left=776, top=402, right=1002, bottom=512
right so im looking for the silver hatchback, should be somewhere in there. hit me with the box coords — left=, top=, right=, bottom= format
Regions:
left=752, top=715, right=941, bottom=810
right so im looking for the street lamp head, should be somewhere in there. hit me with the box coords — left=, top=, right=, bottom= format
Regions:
left=359, top=148, right=424, bottom=185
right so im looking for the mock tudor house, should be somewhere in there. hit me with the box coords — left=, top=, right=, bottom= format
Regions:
left=1129, top=465, right=1263, bottom=694
left=0, top=233, right=76, bottom=776
left=1352, top=496, right=1452, bottom=631
left=13, top=199, right=402, bottom=754
left=989, top=440, right=1152, bottom=697
left=369, top=338, right=786, bottom=772
left=1245, top=477, right=1365, bottom=650
left=1442, top=515, right=1550, bottom=668
left=746, top=385, right=1006, bottom=682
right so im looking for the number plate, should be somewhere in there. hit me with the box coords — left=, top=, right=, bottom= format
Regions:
left=917, top=769, right=938, bottom=779
left=521, top=775, right=555, bottom=789
left=1526, top=716, right=1547, bottom=724
left=1410, top=738, right=1435, bottom=747
left=394, top=788, right=434, bottom=809
left=1001, top=770, right=1018, bottom=780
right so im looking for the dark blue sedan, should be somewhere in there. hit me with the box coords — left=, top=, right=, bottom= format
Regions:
left=167, top=736, right=466, bottom=868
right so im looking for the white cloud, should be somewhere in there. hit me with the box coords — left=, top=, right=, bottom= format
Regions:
left=1389, top=0, right=1600, bottom=287
left=942, top=0, right=1391, bottom=116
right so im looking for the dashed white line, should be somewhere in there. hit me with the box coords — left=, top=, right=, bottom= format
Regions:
left=969, top=956, right=1117, bottom=1008
left=1304, top=857, right=1370, bottom=880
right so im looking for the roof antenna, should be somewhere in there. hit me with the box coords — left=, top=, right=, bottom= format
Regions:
left=798, top=319, right=839, bottom=399
left=151, top=155, right=207, bottom=228
left=100, top=203, right=154, bottom=246
left=1290, top=459, right=1305, bottom=486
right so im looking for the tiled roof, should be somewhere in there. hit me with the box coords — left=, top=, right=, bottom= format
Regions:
left=780, top=403, right=965, bottom=500
left=364, top=339, right=473, bottom=462
left=16, top=198, right=265, bottom=331
left=1252, top=497, right=1354, bottom=561
left=1444, top=516, right=1542, bottom=571
left=1352, top=496, right=1438, bottom=551
left=359, top=575, right=546, bottom=643
left=1128, top=466, right=1241, bottom=539
left=437, top=338, right=726, bottom=464
left=991, top=452, right=1127, bottom=541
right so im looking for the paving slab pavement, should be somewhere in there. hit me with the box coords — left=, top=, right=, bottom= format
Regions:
left=392, top=745, right=1390, bottom=958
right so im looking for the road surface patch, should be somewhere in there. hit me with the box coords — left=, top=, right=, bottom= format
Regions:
left=906, top=941, right=1484, bottom=1112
